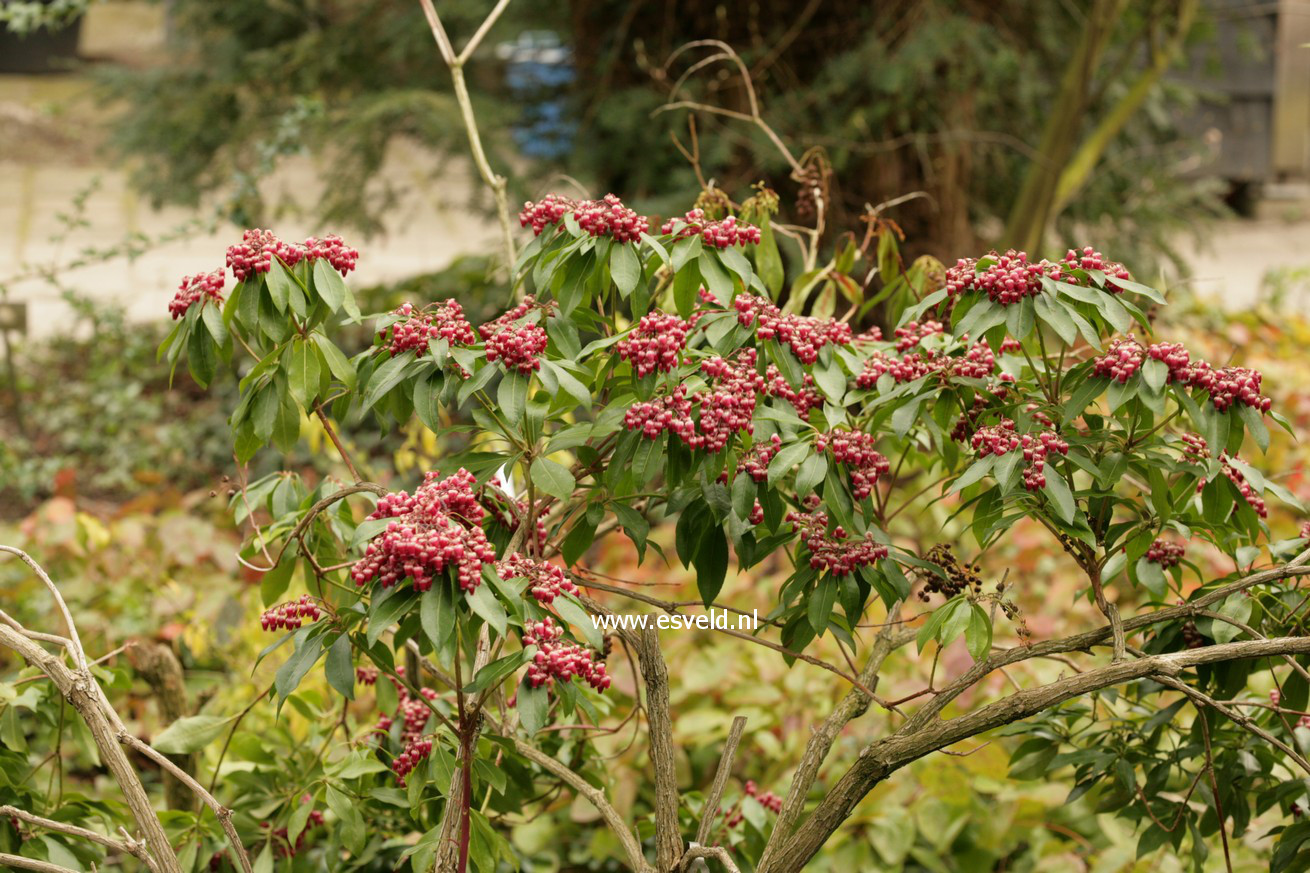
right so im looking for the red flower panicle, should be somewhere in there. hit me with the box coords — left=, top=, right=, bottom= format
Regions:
left=259, top=595, right=321, bottom=632
left=815, top=430, right=889, bottom=500
left=660, top=208, right=762, bottom=248
left=616, top=312, right=689, bottom=377
left=498, top=553, right=578, bottom=605
left=382, top=301, right=476, bottom=358
left=522, top=617, right=611, bottom=692
left=785, top=508, right=888, bottom=576
left=480, top=296, right=550, bottom=374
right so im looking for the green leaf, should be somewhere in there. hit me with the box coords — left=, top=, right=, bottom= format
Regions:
left=272, top=392, right=301, bottom=453
left=755, top=217, right=784, bottom=297
left=186, top=326, right=217, bottom=388
left=610, top=242, right=642, bottom=297
left=553, top=594, right=603, bottom=650
left=1135, top=557, right=1167, bottom=599
left=312, top=259, right=347, bottom=312
left=1238, top=403, right=1270, bottom=453
left=949, top=456, right=996, bottom=494
left=367, top=589, right=416, bottom=647
left=1043, top=472, right=1076, bottom=523
left=965, top=603, right=993, bottom=661
left=361, top=351, right=417, bottom=413
left=1034, top=294, right=1076, bottom=345
left=1142, top=358, right=1168, bottom=393
left=324, top=634, right=355, bottom=700
left=673, top=259, right=702, bottom=319
left=266, top=261, right=297, bottom=311
left=694, top=525, right=730, bottom=606
left=275, top=630, right=326, bottom=702
left=530, top=455, right=576, bottom=500
left=938, top=597, right=972, bottom=648
left=795, top=452, right=828, bottom=497
left=464, top=650, right=529, bottom=694
left=285, top=337, right=321, bottom=409
left=201, top=301, right=228, bottom=348
left=313, top=333, right=356, bottom=389
left=808, top=576, right=837, bottom=636
left=466, top=582, right=508, bottom=638
left=152, top=714, right=235, bottom=754
left=413, top=370, right=445, bottom=431
left=326, top=784, right=366, bottom=854
left=916, top=596, right=959, bottom=652
left=421, top=580, right=456, bottom=652
left=498, top=371, right=528, bottom=427
left=517, top=677, right=549, bottom=735
left=699, top=251, right=734, bottom=304
left=767, top=441, right=812, bottom=486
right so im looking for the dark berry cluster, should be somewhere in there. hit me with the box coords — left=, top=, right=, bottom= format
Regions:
left=660, top=208, right=762, bottom=248
left=169, top=270, right=225, bottom=319
left=382, top=301, right=476, bottom=358
left=970, top=418, right=1069, bottom=490
left=1145, top=539, right=1185, bottom=568
left=498, top=553, right=578, bottom=605
left=785, top=508, right=888, bottom=575
left=894, top=320, right=944, bottom=352
left=224, top=229, right=358, bottom=282
left=616, top=311, right=689, bottom=377
left=733, top=295, right=853, bottom=364
left=259, top=595, right=322, bottom=632
left=917, top=543, right=982, bottom=602
left=736, top=434, right=783, bottom=483
left=350, top=469, right=497, bottom=594
left=479, top=296, right=550, bottom=374
left=815, top=430, right=890, bottom=499
left=1092, top=337, right=1145, bottom=383
left=522, top=617, right=611, bottom=692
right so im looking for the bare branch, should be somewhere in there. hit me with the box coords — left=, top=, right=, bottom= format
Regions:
left=0, top=853, right=81, bottom=873
left=696, top=716, right=747, bottom=846
left=682, top=844, right=742, bottom=873
left=510, top=739, right=653, bottom=873
left=0, top=546, right=90, bottom=671
left=118, top=732, right=253, bottom=873
left=635, top=627, right=682, bottom=872
left=0, top=805, right=157, bottom=871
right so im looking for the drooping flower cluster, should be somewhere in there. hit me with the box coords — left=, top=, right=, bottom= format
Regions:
left=479, top=297, right=550, bottom=374
left=382, top=301, right=477, bottom=358
left=356, top=665, right=379, bottom=686
left=1060, top=246, right=1131, bottom=281
left=736, top=434, right=783, bottom=483
left=943, top=246, right=1132, bottom=305
left=815, top=430, right=890, bottom=499
left=953, top=342, right=997, bottom=379
left=224, top=229, right=358, bottom=282
left=522, top=617, right=611, bottom=692
left=1301, top=520, right=1310, bottom=540
left=894, top=320, right=944, bottom=352
left=733, top=295, right=853, bottom=364
left=350, top=469, right=497, bottom=594
left=785, top=508, right=888, bottom=575
left=1220, top=455, right=1268, bottom=518
left=498, top=553, right=578, bottom=605
left=169, top=270, right=225, bottom=319
left=616, top=312, right=690, bottom=377
left=1090, top=338, right=1271, bottom=413
left=1179, top=432, right=1209, bottom=464
left=1092, top=338, right=1145, bottom=383
left=970, top=418, right=1069, bottom=490
left=857, top=351, right=932, bottom=387
left=375, top=675, right=439, bottom=786
left=259, top=595, right=322, bottom=632
left=857, top=342, right=997, bottom=389
left=765, top=367, right=823, bottom=419
left=624, top=350, right=766, bottom=453
left=1145, top=539, right=1185, bottom=568
left=660, top=208, right=762, bottom=248
left=518, top=194, right=649, bottom=243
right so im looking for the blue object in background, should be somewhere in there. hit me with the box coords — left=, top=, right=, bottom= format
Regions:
left=496, top=31, right=576, bottom=160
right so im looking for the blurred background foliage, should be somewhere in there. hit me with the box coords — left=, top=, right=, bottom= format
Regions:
left=3, top=0, right=1304, bottom=868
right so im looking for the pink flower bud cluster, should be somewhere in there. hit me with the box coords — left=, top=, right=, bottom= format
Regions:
left=660, top=208, right=762, bottom=248
left=943, top=250, right=1047, bottom=305
left=624, top=350, right=767, bottom=453
left=224, top=229, right=358, bottom=282
left=953, top=342, right=996, bottom=379
left=170, top=270, right=225, bottom=319
left=259, top=595, right=322, bottom=632
left=1146, top=342, right=1191, bottom=381
left=815, top=430, right=889, bottom=499
left=480, top=297, right=550, bottom=374
left=765, top=367, right=823, bottom=419
left=350, top=469, right=497, bottom=594
left=784, top=509, right=888, bottom=576
left=382, top=301, right=477, bottom=358
left=1221, top=455, right=1268, bottom=518
left=745, top=780, right=783, bottom=813
left=1197, top=366, right=1272, bottom=413
left=733, top=295, right=853, bottom=364
left=519, top=194, right=649, bottom=243
left=737, top=434, right=783, bottom=483
left=1180, top=432, right=1208, bottom=464
left=625, top=385, right=696, bottom=441
left=616, top=311, right=689, bottom=376
left=522, top=617, right=611, bottom=692
left=1301, top=521, right=1310, bottom=540
left=894, top=320, right=944, bottom=352
left=1145, top=539, right=1185, bottom=568
left=498, top=553, right=578, bottom=605
left=356, top=666, right=379, bottom=686
left=1092, top=337, right=1145, bottom=383
left=857, top=351, right=931, bottom=387
left=377, top=680, right=439, bottom=786
left=970, top=419, right=1069, bottom=490
left=1061, top=246, right=1130, bottom=282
